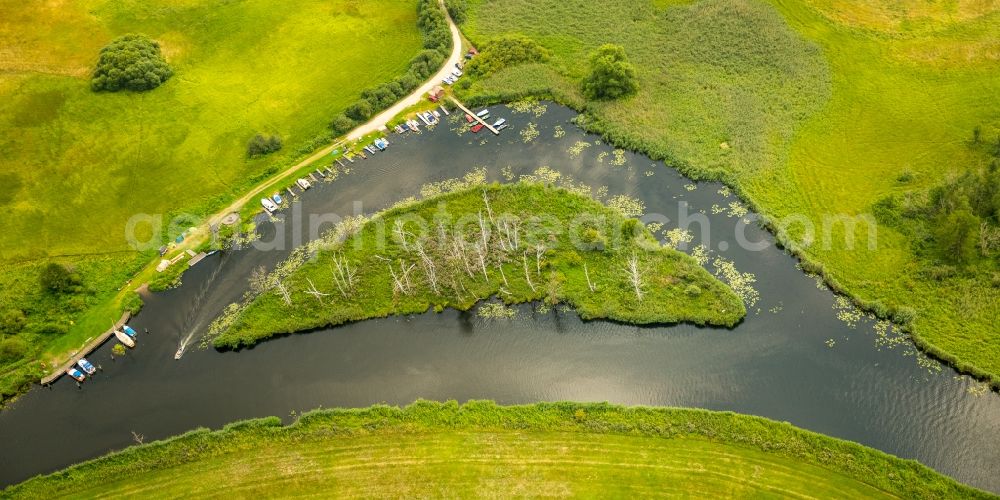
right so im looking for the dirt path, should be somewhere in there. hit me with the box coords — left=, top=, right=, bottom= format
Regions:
left=208, top=0, right=462, bottom=227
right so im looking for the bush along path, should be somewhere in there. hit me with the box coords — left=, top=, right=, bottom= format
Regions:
left=209, top=183, right=746, bottom=348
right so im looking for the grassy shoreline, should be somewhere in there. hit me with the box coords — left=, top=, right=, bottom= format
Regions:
left=4, top=401, right=990, bottom=497
left=212, top=182, right=745, bottom=348
left=454, top=0, right=1000, bottom=389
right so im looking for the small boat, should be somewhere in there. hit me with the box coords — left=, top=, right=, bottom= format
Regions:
left=440, top=105, right=450, bottom=116
left=417, top=113, right=431, bottom=126
left=493, top=118, right=507, bottom=127
left=374, top=138, right=388, bottom=151
left=424, top=112, right=437, bottom=124
left=67, top=368, right=86, bottom=382
left=471, top=123, right=484, bottom=133
left=394, top=125, right=404, bottom=133
left=432, top=110, right=441, bottom=118
left=296, top=178, right=311, bottom=190
left=364, top=145, right=376, bottom=154
left=465, top=114, right=474, bottom=123
left=174, top=346, right=184, bottom=360
left=115, top=329, right=136, bottom=348
left=476, top=109, right=490, bottom=118
left=497, top=123, right=509, bottom=131
left=77, top=358, right=96, bottom=375
left=261, top=197, right=278, bottom=213
left=123, top=325, right=137, bottom=338
left=272, top=193, right=283, bottom=205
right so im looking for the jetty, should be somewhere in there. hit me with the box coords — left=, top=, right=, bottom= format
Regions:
left=40, top=311, right=130, bottom=385
left=448, top=97, right=499, bottom=135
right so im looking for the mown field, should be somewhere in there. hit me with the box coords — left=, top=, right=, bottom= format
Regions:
left=211, top=182, right=745, bottom=348
left=0, top=0, right=423, bottom=401
left=456, top=0, right=1000, bottom=384
left=5, top=401, right=989, bottom=498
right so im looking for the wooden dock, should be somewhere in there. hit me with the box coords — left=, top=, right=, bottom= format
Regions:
left=448, top=97, right=500, bottom=135
left=40, top=311, right=130, bottom=385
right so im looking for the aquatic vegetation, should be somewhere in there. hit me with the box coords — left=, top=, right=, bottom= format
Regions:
left=500, top=166, right=515, bottom=181
left=726, top=202, right=748, bottom=219
left=833, top=296, right=863, bottom=329
left=605, top=194, right=645, bottom=218
left=646, top=222, right=664, bottom=235
left=684, top=184, right=697, bottom=192
left=718, top=187, right=731, bottom=198
left=610, top=149, right=627, bottom=166
left=553, top=125, right=565, bottom=138
left=596, top=151, right=608, bottom=163
left=520, top=122, right=539, bottom=143
left=690, top=245, right=710, bottom=266
left=711, top=257, right=760, bottom=308
left=419, top=167, right=488, bottom=198
left=478, top=302, right=517, bottom=319
left=664, top=228, right=694, bottom=249
left=568, top=141, right=592, bottom=158
left=644, top=170, right=654, bottom=177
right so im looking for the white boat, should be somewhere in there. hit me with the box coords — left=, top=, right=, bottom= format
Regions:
left=296, top=178, right=311, bottom=190
left=261, top=197, right=278, bottom=213
left=114, top=329, right=135, bottom=348
left=174, top=346, right=184, bottom=360
left=476, top=109, right=490, bottom=118
left=77, top=358, right=96, bottom=375
left=493, top=118, right=506, bottom=127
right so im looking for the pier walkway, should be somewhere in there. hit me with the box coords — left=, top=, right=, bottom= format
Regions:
left=449, top=97, right=500, bottom=135
left=40, top=311, right=131, bottom=385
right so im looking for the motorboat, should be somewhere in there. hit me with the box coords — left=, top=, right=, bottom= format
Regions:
left=123, top=325, right=137, bottom=338
left=114, top=329, right=136, bottom=348
left=272, top=193, right=283, bottom=205
left=77, top=358, right=96, bottom=375
left=493, top=118, right=507, bottom=127
left=296, top=178, right=311, bottom=190
left=66, top=368, right=86, bottom=382
left=261, top=197, right=278, bottom=213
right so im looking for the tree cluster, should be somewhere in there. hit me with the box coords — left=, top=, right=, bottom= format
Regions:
left=582, top=44, right=638, bottom=101
left=91, top=34, right=173, bottom=92
left=330, top=0, right=452, bottom=134
left=246, top=133, right=283, bottom=158
left=445, top=0, right=467, bottom=24
left=465, top=35, right=550, bottom=78
left=40, top=263, right=81, bottom=294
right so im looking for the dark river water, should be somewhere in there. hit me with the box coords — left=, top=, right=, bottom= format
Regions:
left=2, top=104, right=998, bottom=492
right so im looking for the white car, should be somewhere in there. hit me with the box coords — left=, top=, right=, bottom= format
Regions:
left=451, top=68, right=463, bottom=77
left=443, top=76, right=455, bottom=85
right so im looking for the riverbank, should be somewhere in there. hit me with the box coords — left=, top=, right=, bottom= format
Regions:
left=4, top=401, right=989, bottom=498
left=0, top=0, right=465, bottom=403
left=454, top=0, right=1000, bottom=388
left=211, top=183, right=745, bottom=348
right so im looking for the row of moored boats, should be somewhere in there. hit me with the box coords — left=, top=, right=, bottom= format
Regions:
left=66, top=326, right=138, bottom=382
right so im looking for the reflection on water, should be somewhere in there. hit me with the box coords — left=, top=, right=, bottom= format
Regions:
left=1, top=105, right=998, bottom=492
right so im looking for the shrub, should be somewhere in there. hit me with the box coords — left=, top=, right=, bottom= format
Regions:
left=466, top=35, right=550, bottom=78
left=445, top=0, right=467, bottom=24
left=330, top=114, right=356, bottom=135
left=39, top=263, right=80, bottom=294
left=246, top=134, right=283, bottom=158
left=0, top=337, right=28, bottom=363
left=112, top=344, right=127, bottom=357
left=934, top=207, right=979, bottom=264
left=91, top=34, right=173, bottom=92
left=685, top=284, right=702, bottom=296
left=892, top=306, right=917, bottom=325
left=0, top=309, right=26, bottom=336
left=582, top=44, right=638, bottom=100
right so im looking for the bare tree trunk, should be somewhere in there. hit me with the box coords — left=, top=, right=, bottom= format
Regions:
left=393, top=219, right=412, bottom=251
left=535, top=245, right=545, bottom=275
left=482, top=188, right=496, bottom=225
left=584, top=262, right=595, bottom=292
left=478, top=211, right=490, bottom=249
left=274, top=280, right=293, bottom=305
left=304, top=277, right=330, bottom=305
left=415, top=242, right=440, bottom=294
left=497, top=263, right=509, bottom=287
left=623, top=253, right=643, bottom=300
left=523, top=253, right=536, bottom=292
left=475, top=242, right=490, bottom=282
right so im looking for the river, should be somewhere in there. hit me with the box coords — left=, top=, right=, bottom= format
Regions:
left=1, top=104, right=998, bottom=492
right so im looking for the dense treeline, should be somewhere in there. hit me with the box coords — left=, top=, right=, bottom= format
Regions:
left=91, top=34, right=173, bottom=92
left=465, top=35, right=550, bottom=78
left=330, top=0, right=451, bottom=134
left=875, top=140, right=1000, bottom=267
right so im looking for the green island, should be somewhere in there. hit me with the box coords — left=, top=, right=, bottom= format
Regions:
left=211, top=182, right=745, bottom=348
left=3, top=401, right=989, bottom=498
left=452, top=0, right=1000, bottom=386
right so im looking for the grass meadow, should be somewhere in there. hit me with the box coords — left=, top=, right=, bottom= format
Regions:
left=5, top=401, right=989, bottom=498
left=0, top=0, right=423, bottom=399
left=458, top=0, right=1000, bottom=384
left=213, top=183, right=745, bottom=348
